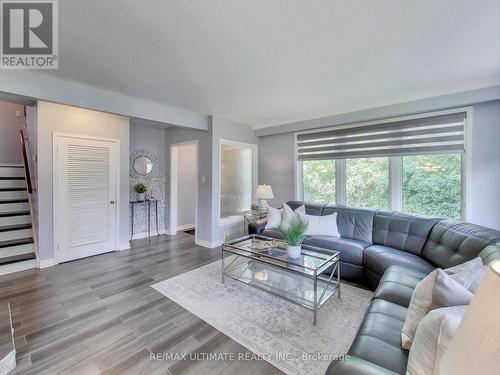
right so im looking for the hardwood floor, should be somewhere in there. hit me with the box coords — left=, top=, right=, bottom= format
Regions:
left=0, top=233, right=283, bottom=374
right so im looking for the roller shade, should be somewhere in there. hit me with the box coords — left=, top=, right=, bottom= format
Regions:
left=297, top=112, right=466, bottom=161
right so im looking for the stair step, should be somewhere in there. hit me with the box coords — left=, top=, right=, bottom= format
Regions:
left=0, top=252, right=35, bottom=266
left=0, top=238, right=33, bottom=249
left=0, top=243, right=34, bottom=259
left=0, top=190, right=28, bottom=200
left=0, top=199, right=28, bottom=204
left=0, top=211, right=30, bottom=218
left=0, top=166, right=25, bottom=178
left=0, top=202, right=29, bottom=213
left=0, top=177, right=25, bottom=181
left=0, top=228, right=32, bottom=242
left=0, top=188, right=26, bottom=192
left=0, top=224, right=32, bottom=232
left=0, top=180, right=26, bottom=189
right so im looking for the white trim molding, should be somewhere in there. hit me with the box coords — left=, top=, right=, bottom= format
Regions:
left=177, top=223, right=195, bottom=231
left=195, top=238, right=224, bottom=249
left=38, top=259, right=58, bottom=269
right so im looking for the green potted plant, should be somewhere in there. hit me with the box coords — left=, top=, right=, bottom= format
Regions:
left=134, top=183, right=147, bottom=201
left=276, top=215, right=309, bottom=258
left=250, top=202, right=259, bottom=211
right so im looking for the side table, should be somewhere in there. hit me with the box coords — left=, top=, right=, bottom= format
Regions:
left=130, top=199, right=160, bottom=241
left=243, top=210, right=267, bottom=235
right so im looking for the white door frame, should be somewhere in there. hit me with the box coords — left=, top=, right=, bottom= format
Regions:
left=53, top=132, right=121, bottom=263
left=169, top=140, right=199, bottom=240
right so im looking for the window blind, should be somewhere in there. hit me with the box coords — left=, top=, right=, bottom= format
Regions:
left=297, top=112, right=466, bottom=161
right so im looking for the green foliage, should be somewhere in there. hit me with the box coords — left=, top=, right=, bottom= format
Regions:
left=403, top=154, right=461, bottom=219
left=276, top=215, right=309, bottom=246
left=347, top=157, right=389, bottom=209
left=302, top=154, right=462, bottom=220
left=134, top=183, right=147, bottom=194
left=250, top=202, right=259, bottom=211
left=303, top=160, right=336, bottom=203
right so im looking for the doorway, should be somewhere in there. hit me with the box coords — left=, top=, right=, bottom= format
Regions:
left=169, top=141, right=198, bottom=238
left=53, top=134, right=120, bottom=263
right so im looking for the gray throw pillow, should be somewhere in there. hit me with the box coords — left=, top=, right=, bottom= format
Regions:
left=401, top=269, right=473, bottom=350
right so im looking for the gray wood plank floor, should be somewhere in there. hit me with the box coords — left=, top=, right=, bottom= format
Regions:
left=0, top=233, right=284, bottom=375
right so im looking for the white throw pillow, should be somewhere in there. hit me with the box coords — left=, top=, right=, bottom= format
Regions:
left=406, top=305, right=467, bottom=375
left=401, top=269, right=473, bottom=350
left=299, top=212, right=340, bottom=237
left=265, top=206, right=282, bottom=230
left=282, top=203, right=305, bottom=228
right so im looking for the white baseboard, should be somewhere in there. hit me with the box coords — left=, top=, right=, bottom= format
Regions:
left=177, top=223, right=195, bottom=231
left=0, top=259, right=36, bottom=275
left=195, top=238, right=224, bottom=249
left=117, top=243, right=131, bottom=251
left=38, top=258, right=58, bottom=269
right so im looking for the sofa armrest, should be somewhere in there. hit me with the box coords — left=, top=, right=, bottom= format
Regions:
left=479, top=242, right=500, bottom=265
left=248, top=219, right=267, bottom=235
left=325, top=357, right=399, bottom=375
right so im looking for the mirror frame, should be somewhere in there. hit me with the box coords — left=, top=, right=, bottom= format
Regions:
left=133, top=155, right=154, bottom=176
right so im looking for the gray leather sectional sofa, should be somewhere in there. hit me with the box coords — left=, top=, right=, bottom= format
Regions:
left=248, top=201, right=500, bottom=374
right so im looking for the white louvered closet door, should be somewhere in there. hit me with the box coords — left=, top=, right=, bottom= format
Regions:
left=55, top=135, right=118, bottom=263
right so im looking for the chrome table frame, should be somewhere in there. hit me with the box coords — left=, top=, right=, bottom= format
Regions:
left=222, top=235, right=341, bottom=326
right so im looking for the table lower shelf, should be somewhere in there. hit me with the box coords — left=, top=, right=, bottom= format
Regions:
left=222, top=257, right=340, bottom=312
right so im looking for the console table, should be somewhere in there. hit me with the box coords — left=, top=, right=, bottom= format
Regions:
left=130, top=199, right=160, bottom=241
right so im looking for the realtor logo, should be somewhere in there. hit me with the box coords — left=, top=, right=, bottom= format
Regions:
left=1, top=0, right=58, bottom=69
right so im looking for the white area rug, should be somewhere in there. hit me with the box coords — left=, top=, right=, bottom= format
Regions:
left=152, top=259, right=373, bottom=375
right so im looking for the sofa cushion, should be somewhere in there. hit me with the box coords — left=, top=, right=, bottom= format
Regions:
left=323, top=205, right=376, bottom=244
left=348, top=299, right=408, bottom=374
left=364, top=245, right=435, bottom=277
left=303, top=236, right=369, bottom=265
left=421, top=220, right=500, bottom=268
left=326, top=356, right=399, bottom=375
left=372, top=211, right=441, bottom=255
left=373, top=266, right=429, bottom=307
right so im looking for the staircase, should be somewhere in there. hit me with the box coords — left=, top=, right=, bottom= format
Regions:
left=0, top=165, right=35, bottom=267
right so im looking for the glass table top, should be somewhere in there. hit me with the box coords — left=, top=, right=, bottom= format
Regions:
left=223, top=235, right=340, bottom=276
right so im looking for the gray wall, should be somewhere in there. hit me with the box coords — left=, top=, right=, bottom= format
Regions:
left=130, top=123, right=167, bottom=171
left=0, top=71, right=208, bottom=130
left=467, top=100, right=500, bottom=229
left=258, top=132, right=295, bottom=204
left=258, top=100, right=500, bottom=229
left=164, top=126, right=213, bottom=243
left=176, top=143, right=197, bottom=227
left=36, top=101, right=130, bottom=261
left=0, top=101, right=25, bottom=164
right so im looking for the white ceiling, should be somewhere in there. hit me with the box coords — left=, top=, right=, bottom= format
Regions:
left=43, top=0, right=500, bottom=128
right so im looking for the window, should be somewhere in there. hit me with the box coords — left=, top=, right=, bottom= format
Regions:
left=220, top=141, right=257, bottom=223
left=302, top=160, right=336, bottom=203
left=403, top=154, right=462, bottom=219
left=346, top=157, right=389, bottom=209
left=296, top=110, right=467, bottom=219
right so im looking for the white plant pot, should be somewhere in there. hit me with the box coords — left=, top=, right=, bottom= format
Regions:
left=286, top=245, right=302, bottom=258
left=137, top=193, right=145, bottom=201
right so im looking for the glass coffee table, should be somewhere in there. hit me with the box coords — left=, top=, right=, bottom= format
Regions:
left=222, top=235, right=341, bottom=325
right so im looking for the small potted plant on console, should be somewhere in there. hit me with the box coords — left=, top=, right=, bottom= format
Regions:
left=134, top=183, right=147, bottom=201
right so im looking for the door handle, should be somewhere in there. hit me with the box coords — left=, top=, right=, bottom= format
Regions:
left=110, top=200, right=116, bottom=204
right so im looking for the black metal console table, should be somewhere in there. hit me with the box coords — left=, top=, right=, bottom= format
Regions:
left=130, top=199, right=160, bottom=241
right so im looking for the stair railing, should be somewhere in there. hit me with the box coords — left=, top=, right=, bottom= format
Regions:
left=19, top=129, right=33, bottom=194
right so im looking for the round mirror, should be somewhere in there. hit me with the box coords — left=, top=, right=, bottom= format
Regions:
left=133, top=155, right=153, bottom=175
